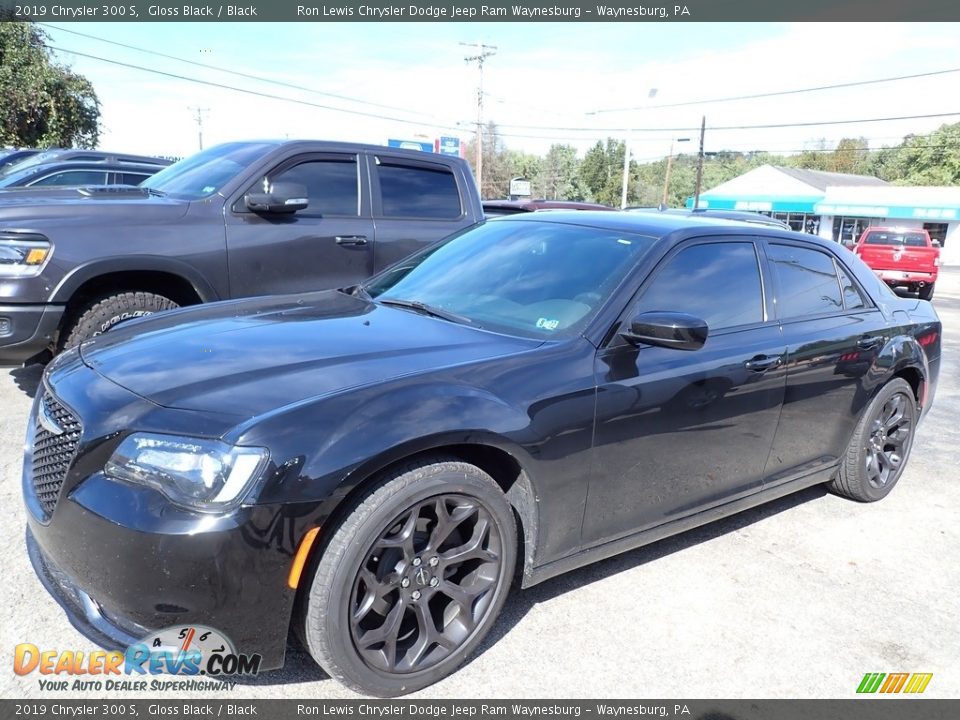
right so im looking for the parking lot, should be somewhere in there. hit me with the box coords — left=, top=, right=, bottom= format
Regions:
left=1, top=270, right=957, bottom=700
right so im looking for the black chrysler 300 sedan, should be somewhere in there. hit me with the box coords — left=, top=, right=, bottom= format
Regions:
left=25, top=212, right=940, bottom=696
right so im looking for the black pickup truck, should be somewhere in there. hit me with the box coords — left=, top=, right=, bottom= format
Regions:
left=0, top=140, right=483, bottom=365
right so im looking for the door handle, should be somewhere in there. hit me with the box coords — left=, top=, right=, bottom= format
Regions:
left=857, top=336, right=883, bottom=350
left=335, top=235, right=368, bottom=246
left=744, top=355, right=783, bottom=372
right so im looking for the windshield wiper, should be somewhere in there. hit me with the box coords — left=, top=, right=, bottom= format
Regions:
left=378, top=298, right=472, bottom=325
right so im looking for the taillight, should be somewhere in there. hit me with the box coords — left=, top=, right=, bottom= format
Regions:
left=917, top=331, right=938, bottom=348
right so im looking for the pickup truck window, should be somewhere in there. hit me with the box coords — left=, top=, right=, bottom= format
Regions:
left=377, top=162, right=462, bottom=219
left=863, top=231, right=927, bottom=247
left=267, top=159, right=359, bottom=216
left=142, top=141, right=278, bottom=199
left=31, top=170, right=110, bottom=187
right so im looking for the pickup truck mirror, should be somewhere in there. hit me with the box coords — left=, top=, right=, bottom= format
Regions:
left=244, top=182, right=309, bottom=214
left=932, top=239, right=942, bottom=247
left=620, top=311, right=708, bottom=351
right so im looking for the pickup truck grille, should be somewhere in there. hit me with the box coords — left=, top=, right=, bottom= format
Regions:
left=31, top=392, right=82, bottom=520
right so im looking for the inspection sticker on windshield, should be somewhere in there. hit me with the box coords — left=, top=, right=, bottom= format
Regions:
left=536, top=318, right=560, bottom=331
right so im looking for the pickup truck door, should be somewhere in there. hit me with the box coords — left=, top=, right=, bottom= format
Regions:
left=224, top=152, right=375, bottom=298
left=366, top=153, right=479, bottom=272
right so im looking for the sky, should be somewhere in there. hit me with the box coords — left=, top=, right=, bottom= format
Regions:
left=39, top=21, right=960, bottom=163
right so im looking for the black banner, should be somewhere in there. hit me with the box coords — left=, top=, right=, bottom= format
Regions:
left=1, top=0, right=960, bottom=22
left=1, top=700, right=959, bottom=720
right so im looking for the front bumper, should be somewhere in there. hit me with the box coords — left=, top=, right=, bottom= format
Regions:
left=22, top=359, right=317, bottom=671
left=0, top=303, right=63, bottom=366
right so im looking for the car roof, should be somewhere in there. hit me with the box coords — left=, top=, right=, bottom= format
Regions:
left=490, top=209, right=837, bottom=249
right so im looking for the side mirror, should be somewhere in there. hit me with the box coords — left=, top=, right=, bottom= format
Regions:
left=244, top=181, right=308, bottom=214
left=621, top=311, right=708, bottom=351
left=932, top=239, right=942, bottom=247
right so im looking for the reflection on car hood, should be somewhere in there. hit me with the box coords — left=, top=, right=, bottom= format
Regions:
left=79, top=290, right=540, bottom=417
left=0, top=187, right=188, bottom=223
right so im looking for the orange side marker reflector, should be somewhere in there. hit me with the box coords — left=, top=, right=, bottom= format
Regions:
left=288, top=527, right=321, bottom=589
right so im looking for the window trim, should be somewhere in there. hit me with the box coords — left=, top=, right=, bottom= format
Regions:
left=230, top=152, right=362, bottom=218
left=601, top=236, right=774, bottom=350
left=370, top=155, right=466, bottom=221
left=763, top=239, right=876, bottom=324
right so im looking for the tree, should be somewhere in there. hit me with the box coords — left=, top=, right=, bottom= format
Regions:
left=577, top=138, right=626, bottom=206
left=871, top=123, right=960, bottom=186
left=540, top=144, right=582, bottom=200
left=0, top=22, right=101, bottom=148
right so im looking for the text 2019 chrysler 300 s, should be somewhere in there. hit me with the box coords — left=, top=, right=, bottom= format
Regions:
left=24, top=212, right=940, bottom=696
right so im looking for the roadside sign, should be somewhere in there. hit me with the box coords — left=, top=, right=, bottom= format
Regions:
left=437, top=136, right=462, bottom=157
left=510, top=178, right=532, bottom=197
left=387, top=139, right=434, bottom=153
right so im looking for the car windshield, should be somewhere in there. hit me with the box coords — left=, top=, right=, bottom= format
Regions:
left=141, top=141, right=278, bottom=199
left=863, top=231, right=927, bottom=247
left=364, top=219, right=656, bottom=339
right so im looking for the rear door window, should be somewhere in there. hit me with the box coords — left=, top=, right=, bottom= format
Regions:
left=376, top=160, right=462, bottom=219
left=768, top=244, right=843, bottom=319
left=29, top=170, right=109, bottom=186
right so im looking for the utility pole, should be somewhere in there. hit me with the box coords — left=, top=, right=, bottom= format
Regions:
left=693, top=116, right=707, bottom=210
left=188, top=107, right=209, bottom=151
left=661, top=137, right=690, bottom=206
left=620, top=87, right=658, bottom=209
left=460, top=42, right=497, bottom=195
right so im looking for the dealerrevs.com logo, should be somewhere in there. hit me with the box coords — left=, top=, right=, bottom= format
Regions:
left=14, top=625, right=261, bottom=692
left=857, top=672, right=933, bottom=694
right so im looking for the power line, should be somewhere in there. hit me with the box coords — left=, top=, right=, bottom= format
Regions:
left=515, top=65, right=960, bottom=123
left=40, top=23, right=447, bottom=123
left=45, top=44, right=469, bottom=133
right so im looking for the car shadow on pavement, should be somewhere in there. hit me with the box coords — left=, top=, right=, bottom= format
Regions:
left=8, top=363, right=44, bottom=398
left=247, top=483, right=828, bottom=689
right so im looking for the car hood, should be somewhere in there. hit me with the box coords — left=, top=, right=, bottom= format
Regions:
left=0, top=187, right=189, bottom=223
left=79, top=290, right=541, bottom=417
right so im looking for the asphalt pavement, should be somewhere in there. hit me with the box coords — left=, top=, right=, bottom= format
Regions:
left=2, top=271, right=958, bottom=700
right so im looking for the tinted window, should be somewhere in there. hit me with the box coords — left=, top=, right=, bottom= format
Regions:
left=836, top=262, right=866, bottom=310
left=268, top=159, right=358, bottom=216
left=377, top=162, right=461, bottom=218
left=142, top=141, right=278, bottom=199
left=30, top=170, right=109, bottom=186
left=863, top=230, right=927, bottom=247
left=366, top=220, right=655, bottom=338
left=639, top=242, right=764, bottom=330
left=118, top=172, right=151, bottom=186
left=768, top=244, right=843, bottom=319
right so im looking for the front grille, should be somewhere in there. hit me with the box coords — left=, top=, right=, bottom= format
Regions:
left=31, top=392, right=82, bottom=519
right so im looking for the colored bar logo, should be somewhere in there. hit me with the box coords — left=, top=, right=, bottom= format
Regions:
left=857, top=672, right=933, bottom=694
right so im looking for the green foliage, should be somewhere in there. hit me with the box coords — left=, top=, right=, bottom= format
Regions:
left=0, top=22, right=101, bottom=148
left=463, top=121, right=960, bottom=205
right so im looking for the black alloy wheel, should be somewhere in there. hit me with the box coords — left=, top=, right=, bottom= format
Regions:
left=864, top=392, right=913, bottom=489
left=300, top=458, right=517, bottom=697
left=828, top=377, right=917, bottom=502
left=350, top=494, right=503, bottom=674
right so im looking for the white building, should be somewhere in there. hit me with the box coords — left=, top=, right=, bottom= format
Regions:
left=689, top=165, right=960, bottom=265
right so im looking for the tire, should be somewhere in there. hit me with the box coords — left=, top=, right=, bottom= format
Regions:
left=827, top=378, right=917, bottom=502
left=300, top=457, right=517, bottom=697
left=918, top=283, right=935, bottom=301
left=61, top=291, right=179, bottom=350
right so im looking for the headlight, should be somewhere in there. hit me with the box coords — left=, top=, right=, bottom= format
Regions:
left=104, top=433, right=269, bottom=512
left=0, top=234, right=52, bottom=277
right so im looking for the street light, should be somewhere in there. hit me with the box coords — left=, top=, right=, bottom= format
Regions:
left=662, top=137, right=690, bottom=206
left=587, top=87, right=657, bottom=209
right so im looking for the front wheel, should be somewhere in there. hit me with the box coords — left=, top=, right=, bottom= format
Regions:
left=300, top=458, right=517, bottom=697
left=918, top=283, right=935, bottom=301
left=61, top=291, right=179, bottom=350
left=827, top=378, right=917, bottom=502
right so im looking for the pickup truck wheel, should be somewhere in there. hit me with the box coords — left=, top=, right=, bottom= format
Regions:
left=827, top=378, right=916, bottom=502
left=918, top=283, right=935, bottom=301
left=61, top=292, right=179, bottom=350
left=299, top=457, right=516, bottom=697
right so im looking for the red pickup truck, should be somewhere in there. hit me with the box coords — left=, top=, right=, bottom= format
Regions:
left=854, top=226, right=941, bottom=300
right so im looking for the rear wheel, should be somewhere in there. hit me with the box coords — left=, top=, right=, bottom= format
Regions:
left=918, top=283, right=935, bottom=301
left=827, top=378, right=917, bottom=502
left=61, top=291, right=179, bottom=350
left=300, top=458, right=516, bottom=697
